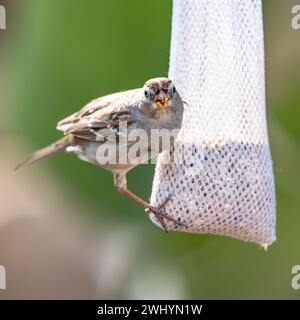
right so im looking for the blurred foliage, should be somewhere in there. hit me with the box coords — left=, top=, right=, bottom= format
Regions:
left=3, top=0, right=300, bottom=298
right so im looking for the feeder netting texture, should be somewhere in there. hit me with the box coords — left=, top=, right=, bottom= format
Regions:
left=150, top=0, right=276, bottom=246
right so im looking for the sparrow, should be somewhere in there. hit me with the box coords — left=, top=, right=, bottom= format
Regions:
left=15, top=77, right=185, bottom=230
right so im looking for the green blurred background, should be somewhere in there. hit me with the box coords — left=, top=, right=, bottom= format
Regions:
left=0, top=0, right=300, bottom=299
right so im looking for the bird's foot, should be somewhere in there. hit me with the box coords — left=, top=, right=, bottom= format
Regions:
left=145, top=195, right=187, bottom=232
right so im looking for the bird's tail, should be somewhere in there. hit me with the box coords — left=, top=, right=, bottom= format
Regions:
left=15, top=135, right=73, bottom=172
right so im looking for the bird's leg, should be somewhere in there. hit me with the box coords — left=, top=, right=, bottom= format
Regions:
left=113, top=173, right=186, bottom=231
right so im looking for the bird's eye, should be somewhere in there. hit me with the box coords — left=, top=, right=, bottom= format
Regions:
left=144, top=90, right=149, bottom=98
left=172, top=86, right=176, bottom=94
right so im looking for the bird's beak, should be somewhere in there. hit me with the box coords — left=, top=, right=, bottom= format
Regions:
left=154, top=91, right=170, bottom=110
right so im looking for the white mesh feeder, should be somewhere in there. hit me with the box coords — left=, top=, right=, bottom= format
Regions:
left=150, top=0, right=276, bottom=247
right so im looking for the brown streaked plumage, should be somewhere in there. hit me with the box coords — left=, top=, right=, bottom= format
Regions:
left=15, top=77, right=185, bottom=230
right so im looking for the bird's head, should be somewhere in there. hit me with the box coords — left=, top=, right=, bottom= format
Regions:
left=142, top=77, right=178, bottom=110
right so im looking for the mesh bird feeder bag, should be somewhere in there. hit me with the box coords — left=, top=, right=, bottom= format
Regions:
left=150, top=0, right=276, bottom=246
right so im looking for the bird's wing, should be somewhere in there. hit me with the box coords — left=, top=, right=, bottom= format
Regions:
left=57, top=88, right=140, bottom=143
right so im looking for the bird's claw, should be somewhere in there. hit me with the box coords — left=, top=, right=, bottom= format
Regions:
left=145, top=195, right=187, bottom=231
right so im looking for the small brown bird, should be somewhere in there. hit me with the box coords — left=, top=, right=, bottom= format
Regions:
left=16, top=77, right=185, bottom=230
